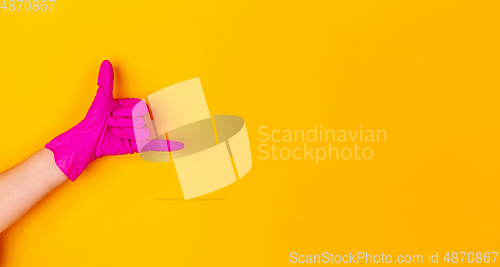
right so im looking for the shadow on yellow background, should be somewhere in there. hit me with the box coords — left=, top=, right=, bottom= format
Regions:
left=1, top=0, right=499, bottom=266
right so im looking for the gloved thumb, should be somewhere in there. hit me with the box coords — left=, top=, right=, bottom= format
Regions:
left=97, top=60, right=114, bottom=98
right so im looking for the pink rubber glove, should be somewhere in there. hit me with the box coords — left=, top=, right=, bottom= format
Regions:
left=45, top=60, right=183, bottom=181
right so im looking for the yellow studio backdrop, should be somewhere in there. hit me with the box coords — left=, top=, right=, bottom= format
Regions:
left=0, top=0, right=499, bottom=266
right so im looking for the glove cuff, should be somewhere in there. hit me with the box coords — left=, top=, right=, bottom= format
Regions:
left=45, top=132, right=92, bottom=181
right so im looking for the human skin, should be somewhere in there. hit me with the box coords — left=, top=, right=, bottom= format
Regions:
left=0, top=148, right=66, bottom=233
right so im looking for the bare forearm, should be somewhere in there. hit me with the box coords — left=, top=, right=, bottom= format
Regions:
left=0, top=148, right=67, bottom=233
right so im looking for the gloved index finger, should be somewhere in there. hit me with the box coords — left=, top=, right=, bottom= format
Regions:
left=113, top=100, right=149, bottom=117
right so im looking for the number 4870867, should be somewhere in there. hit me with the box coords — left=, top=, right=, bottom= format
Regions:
left=444, top=252, right=498, bottom=264
left=1, top=0, right=55, bottom=11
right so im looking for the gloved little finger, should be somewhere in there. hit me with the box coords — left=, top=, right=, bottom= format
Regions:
left=136, top=139, right=184, bottom=153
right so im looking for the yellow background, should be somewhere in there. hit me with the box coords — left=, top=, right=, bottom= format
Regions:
left=1, top=0, right=499, bottom=266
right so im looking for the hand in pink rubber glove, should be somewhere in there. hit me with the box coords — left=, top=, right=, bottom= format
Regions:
left=45, top=60, right=183, bottom=181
